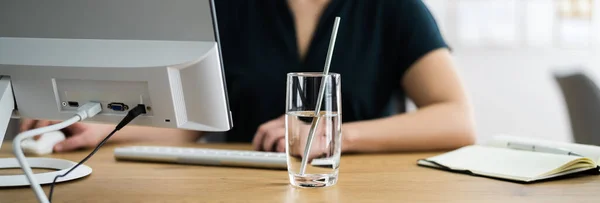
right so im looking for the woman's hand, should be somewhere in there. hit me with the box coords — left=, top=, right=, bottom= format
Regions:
left=20, top=119, right=113, bottom=152
left=252, top=115, right=286, bottom=152
left=252, top=115, right=329, bottom=160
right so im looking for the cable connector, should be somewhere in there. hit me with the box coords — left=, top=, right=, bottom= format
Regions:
left=48, top=104, right=146, bottom=202
left=115, top=104, right=146, bottom=131
left=76, top=102, right=102, bottom=120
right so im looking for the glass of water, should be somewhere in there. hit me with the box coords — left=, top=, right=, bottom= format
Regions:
left=285, top=72, right=342, bottom=187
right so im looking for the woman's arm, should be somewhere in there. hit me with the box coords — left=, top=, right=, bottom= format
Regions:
left=58, top=123, right=202, bottom=152
left=106, top=125, right=201, bottom=143
left=342, top=48, right=476, bottom=153
left=21, top=119, right=202, bottom=152
left=54, top=124, right=202, bottom=152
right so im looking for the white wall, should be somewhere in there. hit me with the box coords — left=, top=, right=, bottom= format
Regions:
left=454, top=48, right=600, bottom=143
left=423, top=0, right=600, bottom=143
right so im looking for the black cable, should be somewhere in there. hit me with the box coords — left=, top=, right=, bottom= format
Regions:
left=48, top=104, right=147, bottom=202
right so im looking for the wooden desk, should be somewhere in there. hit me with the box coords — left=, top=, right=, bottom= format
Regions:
left=1, top=142, right=599, bottom=203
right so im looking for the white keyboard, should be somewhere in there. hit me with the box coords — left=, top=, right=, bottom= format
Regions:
left=114, top=146, right=289, bottom=169
left=114, top=146, right=336, bottom=170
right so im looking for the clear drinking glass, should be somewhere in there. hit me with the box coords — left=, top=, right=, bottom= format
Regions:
left=285, top=72, right=342, bottom=187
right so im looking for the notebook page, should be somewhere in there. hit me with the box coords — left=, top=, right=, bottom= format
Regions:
left=425, top=145, right=586, bottom=180
left=487, top=135, right=600, bottom=164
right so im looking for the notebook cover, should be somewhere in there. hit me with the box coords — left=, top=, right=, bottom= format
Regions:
left=417, top=159, right=600, bottom=184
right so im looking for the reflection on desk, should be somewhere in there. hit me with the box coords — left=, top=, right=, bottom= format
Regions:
left=1, top=142, right=600, bottom=203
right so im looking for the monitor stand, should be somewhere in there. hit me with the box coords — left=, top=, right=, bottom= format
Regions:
left=0, top=157, right=92, bottom=187
left=0, top=76, right=13, bottom=148
left=0, top=76, right=92, bottom=187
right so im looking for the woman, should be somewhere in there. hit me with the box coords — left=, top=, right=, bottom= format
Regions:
left=21, top=0, right=475, bottom=153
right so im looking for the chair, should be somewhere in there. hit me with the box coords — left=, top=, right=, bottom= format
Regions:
left=554, top=71, right=600, bottom=146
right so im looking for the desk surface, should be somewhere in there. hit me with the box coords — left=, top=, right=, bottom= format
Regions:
left=1, top=142, right=599, bottom=203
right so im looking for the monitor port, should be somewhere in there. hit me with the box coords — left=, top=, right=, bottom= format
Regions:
left=108, top=103, right=129, bottom=111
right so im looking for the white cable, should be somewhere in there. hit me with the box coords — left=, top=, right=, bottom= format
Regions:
left=12, top=102, right=102, bottom=203
left=13, top=116, right=80, bottom=203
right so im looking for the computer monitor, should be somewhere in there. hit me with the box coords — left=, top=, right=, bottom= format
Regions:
left=0, top=1, right=232, bottom=149
left=0, top=1, right=232, bottom=202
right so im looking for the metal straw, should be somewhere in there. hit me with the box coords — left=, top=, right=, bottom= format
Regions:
left=299, top=16, right=341, bottom=175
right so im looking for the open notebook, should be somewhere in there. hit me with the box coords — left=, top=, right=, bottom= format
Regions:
left=417, top=135, right=600, bottom=183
